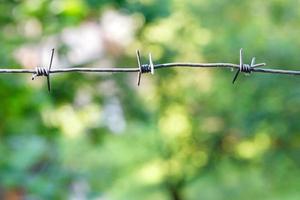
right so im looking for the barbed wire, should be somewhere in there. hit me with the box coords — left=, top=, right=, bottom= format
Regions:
left=0, top=48, right=299, bottom=92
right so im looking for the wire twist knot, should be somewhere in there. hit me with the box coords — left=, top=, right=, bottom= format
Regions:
left=240, top=64, right=252, bottom=74
left=32, top=67, right=49, bottom=79
left=141, top=64, right=152, bottom=73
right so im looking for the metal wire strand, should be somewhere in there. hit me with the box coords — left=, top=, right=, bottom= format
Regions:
left=0, top=48, right=299, bottom=91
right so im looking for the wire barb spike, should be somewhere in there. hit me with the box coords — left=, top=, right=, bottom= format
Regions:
left=149, top=53, right=154, bottom=75
left=136, top=49, right=142, bottom=86
left=47, top=48, right=55, bottom=92
left=232, top=48, right=244, bottom=84
left=251, top=57, right=256, bottom=67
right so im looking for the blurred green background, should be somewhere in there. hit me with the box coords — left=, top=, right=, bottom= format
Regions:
left=0, top=0, right=299, bottom=199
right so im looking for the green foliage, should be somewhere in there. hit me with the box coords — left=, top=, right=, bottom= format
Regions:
left=0, top=0, right=299, bottom=199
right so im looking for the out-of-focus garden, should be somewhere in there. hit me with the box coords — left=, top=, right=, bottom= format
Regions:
left=0, top=0, right=299, bottom=199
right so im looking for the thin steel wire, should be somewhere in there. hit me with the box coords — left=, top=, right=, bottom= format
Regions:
left=3, top=64, right=299, bottom=74
left=0, top=48, right=299, bottom=91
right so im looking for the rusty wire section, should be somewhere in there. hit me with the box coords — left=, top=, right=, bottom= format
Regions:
left=0, top=48, right=300, bottom=92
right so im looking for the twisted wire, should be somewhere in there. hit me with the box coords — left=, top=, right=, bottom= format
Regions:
left=141, top=64, right=152, bottom=73
left=32, top=67, right=49, bottom=80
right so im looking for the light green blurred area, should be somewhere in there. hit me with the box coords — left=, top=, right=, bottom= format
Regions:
left=0, top=0, right=299, bottom=199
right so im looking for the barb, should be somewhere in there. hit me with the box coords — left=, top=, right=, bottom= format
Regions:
left=31, top=48, right=55, bottom=92
left=0, top=48, right=299, bottom=91
left=136, top=50, right=154, bottom=86
left=232, top=48, right=255, bottom=84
